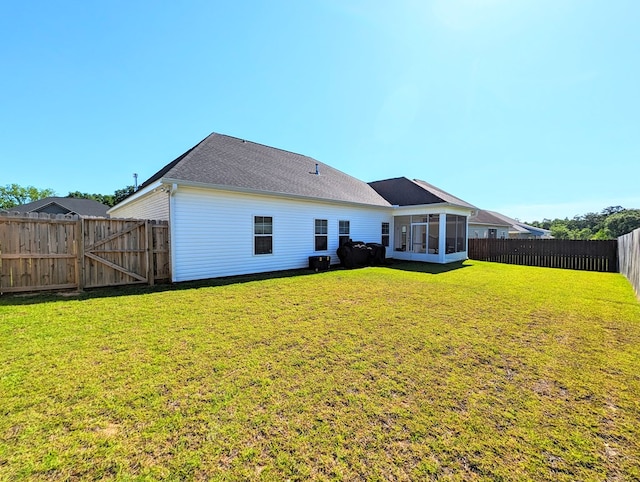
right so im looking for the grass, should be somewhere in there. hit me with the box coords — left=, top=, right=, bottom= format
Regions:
left=1, top=260, right=639, bottom=481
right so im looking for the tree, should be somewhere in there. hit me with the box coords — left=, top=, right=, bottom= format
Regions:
left=575, top=228, right=593, bottom=240
left=67, top=191, right=115, bottom=207
left=0, top=183, right=56, bottom=209
left=604, top=210, right=640, bottom=237
left=602, top=206, right=624, bottom=216
left=113, top=186, right=136, bottom=205
left=591, top=228, right=612, bottom=240
left=550, top=224, right=571, bottom=239
left=67, top=185, right=137, bottom=208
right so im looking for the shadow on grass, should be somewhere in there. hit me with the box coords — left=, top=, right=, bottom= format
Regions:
left=0, top=268, right=319, bottom=306
left=386, top=259, right=470, bottom=274
left=0, top=260, right=470, bottom=306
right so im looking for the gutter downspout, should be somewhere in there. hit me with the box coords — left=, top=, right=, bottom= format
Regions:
left=169, top=183, right=178, bottom=282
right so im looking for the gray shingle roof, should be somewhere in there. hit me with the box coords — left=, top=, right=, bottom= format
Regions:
left=485, top=210, right=552, bottom=236
left=6, top=197, right=110, bottom=217
left=368, top=177, right=475, bottom=209
left=139, top=133, right=391, bottom=207
left=469, top=209, right=512, bottom=227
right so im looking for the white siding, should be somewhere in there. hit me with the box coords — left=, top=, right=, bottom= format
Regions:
left=171, top=187, right=392, bottom=282
left=110, top=189, right=170, bottom=220
left=469, top=224, right=510, bottom=239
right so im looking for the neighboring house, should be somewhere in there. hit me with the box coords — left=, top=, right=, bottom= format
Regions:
left=468, top=209, right=511, bottom=239
left=109, top=133, right=475, bottom=282
left=483, top=210, right=553, bottom=239
left=3, top=197, right=110, bottom=217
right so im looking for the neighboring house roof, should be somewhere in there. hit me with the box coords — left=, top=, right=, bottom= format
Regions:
left=485, top=210, right=552, bottom=237
left=468, top=209, right=512, bottom=227
left=5, top=197, right=110, bottom=217
left=368, top=177, right=476, bottom=209
left=137, top=132, right=391, bottom=207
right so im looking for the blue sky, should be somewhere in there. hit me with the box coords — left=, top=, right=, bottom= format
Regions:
left=1, top=0, right=638, bottom=221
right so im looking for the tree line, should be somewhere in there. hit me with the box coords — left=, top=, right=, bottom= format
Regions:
left=526, top=206, right=640, bottom=240
left=0, top=183, right=136, bottom=210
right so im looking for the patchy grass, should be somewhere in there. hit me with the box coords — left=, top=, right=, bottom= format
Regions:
left=1, top=260, right=639, bottom=481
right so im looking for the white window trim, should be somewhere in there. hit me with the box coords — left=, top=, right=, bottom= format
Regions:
left=253, top=215, right=274, bottom=256
left=314, top=218, right=328, bottom=252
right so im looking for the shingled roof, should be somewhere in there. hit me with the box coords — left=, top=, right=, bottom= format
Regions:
left=485, top=210, right=552, bottom=237
left=138, top=133, right=391, bottom=207
left=469, top=209, right=512, bottom=227
left=5, top=197, right=110, bottom=217
left=368, top=177, right=475, bottom=209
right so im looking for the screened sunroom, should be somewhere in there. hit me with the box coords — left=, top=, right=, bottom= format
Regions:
left=368, top=177, right=475, bottom=264
left=391, top=211, right=469, bottom=263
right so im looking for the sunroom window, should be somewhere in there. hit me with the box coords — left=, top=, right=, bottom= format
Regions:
left=445, top=215, right=467, bottom=253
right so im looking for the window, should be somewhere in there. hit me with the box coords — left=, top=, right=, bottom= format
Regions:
left=339, top=220, right=350, bottom=246
left=445, top=214, right=467, bottom=253
left=315, top=219, right=328, bottom=251
left=381, top=222, right=390, bottom=247
left=254, top=216, right=273, bottom=255
left=488, top=228, right=497, bottom=239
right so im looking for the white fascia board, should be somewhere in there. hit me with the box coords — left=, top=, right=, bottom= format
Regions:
left=107, top=181, right=164, bottom=213
left=160, top=178, right=392, bottom=210
left=391, top=203, right=475, bottom=216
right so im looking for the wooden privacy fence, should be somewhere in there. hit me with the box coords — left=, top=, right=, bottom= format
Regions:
left=618, top=228, right=640, bottom=298
left=0, top=213, right=170, bottom=294
left=468, top=238, right=618, bottom=272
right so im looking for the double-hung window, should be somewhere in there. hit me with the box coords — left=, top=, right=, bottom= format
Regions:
left=381, top=222, right=390, bottom=247
left=339, top=220, right=350, bottom=246
left=315, top=219, right=328, bottom=251
left=254, top=216, right=273, bottom=255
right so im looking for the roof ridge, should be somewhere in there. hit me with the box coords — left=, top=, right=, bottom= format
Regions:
left=213, top=133, right=319, bottom=163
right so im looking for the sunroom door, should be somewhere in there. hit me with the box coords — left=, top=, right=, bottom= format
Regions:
left=411, top=224, right=427, bottom=253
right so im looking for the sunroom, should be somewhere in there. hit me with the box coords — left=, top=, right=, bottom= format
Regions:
left=390, top=209, right=469, bottom=264
left=368, top=177, right=476, bottom=264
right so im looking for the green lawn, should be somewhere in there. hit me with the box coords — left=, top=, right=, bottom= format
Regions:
left=1, top=261, right=639, bottom=481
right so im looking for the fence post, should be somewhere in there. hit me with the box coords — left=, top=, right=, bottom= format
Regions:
left=76, top=218, right=85, bottom=291
left=146, top=220, right=154, bottom=286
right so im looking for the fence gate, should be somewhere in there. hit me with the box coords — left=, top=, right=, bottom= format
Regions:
left=82, top=218, right=153, bottom=289
left=0, top=213, right=170, bottom=294
left=0, top=214, right=79, bottom=293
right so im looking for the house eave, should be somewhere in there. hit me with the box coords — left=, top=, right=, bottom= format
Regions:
left=159, top=178, right=392, bottom=209
left=391, top=202, right=475, bottom=213
left=469, top=222, right=512, bottom=227
left=107, top=181, right=164, bottom=213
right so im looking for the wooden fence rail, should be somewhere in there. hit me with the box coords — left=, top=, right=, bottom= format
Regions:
left=0, top=213, right=170, bottom=294
left=618, top=228, right=640, bottom=299
left=468, top=238, right=618, bottom=273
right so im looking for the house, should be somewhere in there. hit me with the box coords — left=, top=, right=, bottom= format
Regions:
left=468, top=209, right=511, bottom=239
left=108, top=133, right=475, bottom=282
left=2, top=197, right=110, bottom=217
left=482, top=210, right=552, bottom=239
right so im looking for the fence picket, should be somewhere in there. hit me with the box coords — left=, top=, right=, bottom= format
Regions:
left=619, top=228, right=640, bottom=299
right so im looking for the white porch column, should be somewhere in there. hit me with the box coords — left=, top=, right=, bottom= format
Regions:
left=439, top=213, right=447, bottom=263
